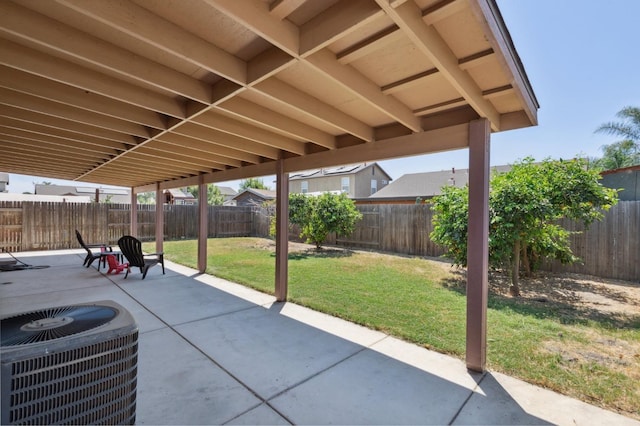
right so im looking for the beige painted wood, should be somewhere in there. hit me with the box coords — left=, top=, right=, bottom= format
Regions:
left=1, top=0, right=537, bottom=195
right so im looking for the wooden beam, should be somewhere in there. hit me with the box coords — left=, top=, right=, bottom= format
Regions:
left=275, top=158, right=289, bottom=301
left=337, top=25, right=402, bottom=64
left=217, top=97, right=337, bottom=149
left=0, top=105, right=138, bottom=145
left=466, top=118, right=490, bottom=372
left=0, top=88, right=150, bottom=138
left=192, top=111, right=307, bottom=156
left=306, top=49, right=422, bottom=132
left=0, top=1, right=211, bottom=103
left=0, top=67, right=167, bottom=129
left=155, top=183, right=164, bottom=253
left=58, top=0, right=247, bottom=85
left=284, top=123, right=468, bottom=173
left=376, top=0, right=501, bottom=131
left=254, top=78, right=373, bottom=142
left=198, top=176, right=208, bottom=273
left=157, top=132, right=262, bottom=164
left=0, top=39, right=185, bottom=118
left=269, top=0, right=306, bottom=20
left=203, top=0, right=299, bottom=56
left=299, top=0, right=383, bottom=56
left=130, top=189, right=138, bottom=237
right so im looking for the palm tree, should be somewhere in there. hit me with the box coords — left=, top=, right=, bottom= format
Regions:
left=594, top=106, right=640, bottom=170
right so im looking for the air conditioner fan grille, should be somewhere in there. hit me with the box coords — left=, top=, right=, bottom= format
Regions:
left=1, top=305, right=117, bottom=346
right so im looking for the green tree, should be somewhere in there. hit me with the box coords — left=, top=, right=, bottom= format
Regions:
left=288, top=192, right=362, bottom=249
left=186, top=185, right=224, bottom=205
left=594, top=106, right=640, bottom=170
left=137, top=192, right=155, bottom=204
left=430, top=158, right=618, bottom=295
left=240, top=178, right=269, bottom=190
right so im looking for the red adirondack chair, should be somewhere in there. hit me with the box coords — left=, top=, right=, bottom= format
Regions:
left=106, top=254, right=130, bottom=275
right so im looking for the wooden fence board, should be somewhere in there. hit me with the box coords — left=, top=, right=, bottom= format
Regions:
left=1, top=201, right=637, bottom=281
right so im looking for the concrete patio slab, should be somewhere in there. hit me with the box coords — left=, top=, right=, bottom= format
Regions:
left=175, top=304, right=366, bottom=400
left=136, top=327, right=262, bottom=425
left=453, top=371, right=640, bottom=426
left=1, top=250, right=638, bottom=426
left=120, top=275, right=257, bottom=326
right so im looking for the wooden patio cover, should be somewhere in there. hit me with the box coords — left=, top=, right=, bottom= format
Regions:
left=0, top=0, right=538, bottom=371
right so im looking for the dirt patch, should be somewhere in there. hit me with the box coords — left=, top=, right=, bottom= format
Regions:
left=489, top=271, right=640, bottom=318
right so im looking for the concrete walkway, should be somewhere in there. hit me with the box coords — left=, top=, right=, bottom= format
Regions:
left=1, top=250, right=637, bottom=425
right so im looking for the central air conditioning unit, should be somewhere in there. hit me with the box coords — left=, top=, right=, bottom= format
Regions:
left=1, top=300, right=138, bottom=425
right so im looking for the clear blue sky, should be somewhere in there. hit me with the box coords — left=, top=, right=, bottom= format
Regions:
left=6, top=0, right=639, bottom=194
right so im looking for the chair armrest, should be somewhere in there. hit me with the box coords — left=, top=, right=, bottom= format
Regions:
left=143, top=252, right=163, bottom=257
left=88, top=244, right=113, bottom=252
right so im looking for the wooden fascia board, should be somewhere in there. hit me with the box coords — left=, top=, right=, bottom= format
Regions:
left=283, top=123, right=468, bottom=173
left=135, top=122, right=469, bottom=193
left=376, top=0, right=501, bottom=131
left=468, top=0, right=539, bottom=126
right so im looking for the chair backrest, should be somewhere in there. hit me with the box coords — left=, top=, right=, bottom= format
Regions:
left=105, top=254, right=118, bottom=268
left=117, top=236, right=145, bottom=268
left=75, top=230, right=89, bottom=252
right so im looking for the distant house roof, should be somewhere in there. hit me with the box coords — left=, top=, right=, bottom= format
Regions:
left=234, top=188, right=276, bottom=200
left=232, top=188, right=277, bottom=207
left=35, top=184, right=131, bottom=203
left=217, top=186, right=237, bottom=197
left=369, top=165, right=512, bottom=200
left=290, top=163, right=391, bottom=181
left=0, top=193, right=91, bottom=203
left=600, top=164, right=640, bottom=201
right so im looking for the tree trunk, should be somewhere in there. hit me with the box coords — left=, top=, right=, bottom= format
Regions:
left=522, top=241, right=531, bottom=277
left=510, top=239, right=521, bottom=296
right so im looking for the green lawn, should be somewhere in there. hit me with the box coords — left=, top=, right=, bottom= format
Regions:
left=144, top=237, right=639, bottom=418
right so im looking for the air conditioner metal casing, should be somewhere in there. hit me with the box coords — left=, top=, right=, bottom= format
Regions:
left=1, top=300, right=138, bottom=425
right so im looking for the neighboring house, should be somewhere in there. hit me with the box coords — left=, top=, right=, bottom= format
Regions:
left=362, top=165, right=511, bottom=204
left=600, top=165, right=640, bottom=201
left=218, top=186, right=238, bottom=203
left=232, top=188, right=276, bottom=207
left=164, top=188, right=196, bottom=205
left=289, top=163, right=391, bottom=198
left=35, top=184, right=131, bottom=203
left=0, top=193, right=91, bottom=203
left=0, top=172, right=8, bottom=192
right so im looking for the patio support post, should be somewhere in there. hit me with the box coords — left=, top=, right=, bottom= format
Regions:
left=155, top=183, right=163, bottom=253
left=130, top=188, right=138, bottom=237
left=466, top=117, right=490, bottom=372
left=275, top=158, right=289, bottom=301
left=197, top=176, right=208, bottom=273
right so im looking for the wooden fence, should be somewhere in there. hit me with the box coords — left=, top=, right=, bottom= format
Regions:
left=1, top=200, right=637, bottom=281
left=0, top=202, right=256, bottom=252
left=542, top=201, right=639, bottom=282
